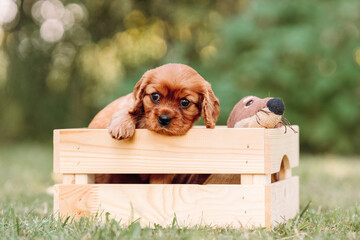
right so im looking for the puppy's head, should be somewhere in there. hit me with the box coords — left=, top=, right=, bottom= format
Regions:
left=129, top=63, right=220, bottom=135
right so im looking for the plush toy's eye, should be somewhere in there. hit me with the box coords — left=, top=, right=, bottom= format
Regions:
left=151, top=93, right=160, bottom=103
left=245, top=100, right=254, bottom=108
left=180, top=98, right=191, bottom=108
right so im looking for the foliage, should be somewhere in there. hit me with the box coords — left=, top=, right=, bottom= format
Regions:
left=0, top=0, right=360, bottom=153
left=203, top=0, right=360, bottom=154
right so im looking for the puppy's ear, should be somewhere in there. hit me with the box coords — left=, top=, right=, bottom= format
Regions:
left=128, top=70, right=152, bottom=116
left=201, top=82, right=220, bottom=128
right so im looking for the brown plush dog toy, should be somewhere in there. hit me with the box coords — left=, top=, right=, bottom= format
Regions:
left=225, top=96, right=297, bottom=184
left=227, top=96, right=294, bottom=130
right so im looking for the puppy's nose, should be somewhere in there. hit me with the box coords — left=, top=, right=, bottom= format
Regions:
left=266, top=98, right=285, bottom=115
left=158, top=115, right=172, bottom=126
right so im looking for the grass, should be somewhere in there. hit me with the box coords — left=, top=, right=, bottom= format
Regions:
left=0, top=143, right=359, bottom=239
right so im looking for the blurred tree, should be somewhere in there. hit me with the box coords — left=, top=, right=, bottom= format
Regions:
left=202, top=0, right=360, bottom=154
left=0, top=0, right=359, bottom=154
left=0, top=0, right=238, bottom=139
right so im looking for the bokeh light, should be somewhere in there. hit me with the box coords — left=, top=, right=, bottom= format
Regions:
left=31, top=0, right=86, bottom=43
left=40, top=19, right=64, bottom=42
left=41, top=0, right=64, bottom=19
left=66, top=3, right=86, bottom=23
left=0, top=0, right=18, bottom=26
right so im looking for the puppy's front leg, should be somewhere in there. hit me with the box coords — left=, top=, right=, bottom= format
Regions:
left=108, top=109, right=136, bottom=140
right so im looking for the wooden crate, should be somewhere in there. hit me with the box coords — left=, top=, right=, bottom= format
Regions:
left=53, top=126, right=299, bottom=228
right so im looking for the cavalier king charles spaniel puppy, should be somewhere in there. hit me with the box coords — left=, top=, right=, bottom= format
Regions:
left=88, top=63, right=220, bottom=184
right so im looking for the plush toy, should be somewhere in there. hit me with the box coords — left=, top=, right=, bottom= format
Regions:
left=227, top=96, right=296, bottom=132
left=224, top=95, right=297, bottom=184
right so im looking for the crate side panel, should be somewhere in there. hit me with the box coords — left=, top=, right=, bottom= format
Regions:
left=57, top=128, right=266, bottom=174
left=99, top=184, right=266, bottom=227
left=271, top=176, right=299, bottom=226
left=55, top=184, right=266, bottom=228
left=265, top=126, right=299, bottom=174
left=53, top=185, right=60, bottom=216
left=56, top=184, right=100, bottom=219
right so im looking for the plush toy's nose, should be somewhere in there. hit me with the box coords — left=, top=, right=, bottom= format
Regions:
left=266, top=98, right=285, bottom=115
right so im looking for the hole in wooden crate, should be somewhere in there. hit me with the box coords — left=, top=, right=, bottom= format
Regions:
left=271, top=155, right=291, bottom=183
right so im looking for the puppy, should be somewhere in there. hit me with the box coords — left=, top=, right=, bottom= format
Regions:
left=88, top=63, right=220, bottom=184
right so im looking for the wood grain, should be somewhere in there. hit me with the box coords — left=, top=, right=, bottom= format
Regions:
left=54, top=127, right=267, bottom=174
left=75, top=174, right=95, bottom=184
left=53, top=126, right=300, bottom=228
left=54, top=126, right=299, bottom=174
left=264, top=126, right=299, bottom=174
left=53, top=184, right=60, bottom=216
left=55, top=184, right=100, bottom=219
left=55, top=184, right=266, bottom=228
left=55, top=178, right=299, bottom=228
left=62, top=174, right=75, bottom=184
left=241, top=174, right=271, bottom=185
left=270, top=176, right=299, bottom=225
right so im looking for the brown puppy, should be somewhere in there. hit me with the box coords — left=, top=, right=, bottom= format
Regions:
left=88, top=63, right=220, bottom=184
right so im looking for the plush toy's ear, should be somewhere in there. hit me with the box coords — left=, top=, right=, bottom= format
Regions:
left=128, top=70, right=152, bottom=116
left=201, top=82, right=220, bottom=128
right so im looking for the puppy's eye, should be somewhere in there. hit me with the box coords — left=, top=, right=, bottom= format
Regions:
left=151, top=93, right=160, bottom=103
left=245, top=100, right=254, bottom=108
left=180, top=98, right=191, bottom=108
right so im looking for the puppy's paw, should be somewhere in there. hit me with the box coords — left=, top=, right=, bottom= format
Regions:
left=108, top=119, right=135, bottom=139
left=108, top=111, right=136, bottom=140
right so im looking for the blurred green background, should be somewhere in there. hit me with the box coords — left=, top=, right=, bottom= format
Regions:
left=1, top=0, right=360, bottom=154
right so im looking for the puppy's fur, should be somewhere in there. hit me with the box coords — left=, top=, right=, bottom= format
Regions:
left=89, top=63, right=220, bottom=184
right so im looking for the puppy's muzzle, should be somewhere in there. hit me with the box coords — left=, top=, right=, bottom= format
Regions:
left=158, top=115, right=172, bottom=126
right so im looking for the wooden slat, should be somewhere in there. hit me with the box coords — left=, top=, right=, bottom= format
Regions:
left=265, top=184, right=272, bottom=229
left=241, top=174, right=271, bottom=185
left=264, top=126, right=299, bottom=174
left=54, top=126, right=299, bottom=174
left=53, top=184, right=60, bottom=216
left=75, top=174, right=95, bottom=184
left=54, top=184, right=266, bottom=228
left=62, top=174, right=75, bottom=184
left=54, top=127, right=266, bottom=174
left=54, top=184, right=100, bottom=219
left=269, top=176, right=299, bottom=226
